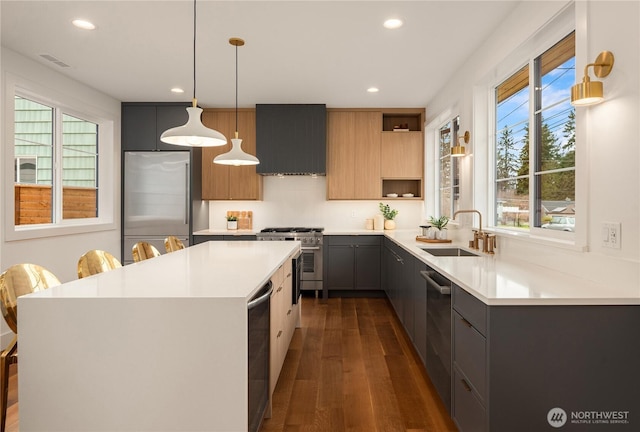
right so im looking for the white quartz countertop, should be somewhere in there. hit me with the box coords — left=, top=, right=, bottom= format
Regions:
left=24, top=241, right=300, bottom=301
left=383, top=230, right=639, bottom=306
left=193, top=229, right=259, bottom=235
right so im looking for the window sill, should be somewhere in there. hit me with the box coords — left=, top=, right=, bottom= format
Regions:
left=6, top=219, right=117, bottom=242
left=488, top=227, right=587, bottom=252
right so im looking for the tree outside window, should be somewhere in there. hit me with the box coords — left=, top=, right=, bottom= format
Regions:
left=495, top=32, right=575, bottom=232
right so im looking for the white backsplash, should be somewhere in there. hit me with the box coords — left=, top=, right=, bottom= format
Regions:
left=207, top=176, right=424, bottom=231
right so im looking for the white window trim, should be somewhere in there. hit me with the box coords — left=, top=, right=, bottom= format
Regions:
left=4, top=73, right=117, bottom=241
left=474, top=3, right=586, bottom=251
left=425, top=107, right=456, bottom=218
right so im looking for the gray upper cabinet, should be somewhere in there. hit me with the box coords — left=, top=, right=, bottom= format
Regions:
left=122, top=103, right=190, bottom=151
left=256, top=104, right=326, bottom=175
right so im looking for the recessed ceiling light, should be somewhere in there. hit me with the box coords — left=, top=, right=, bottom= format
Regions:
left=171, top=88, right=185, bottom=94
left=367, top=87, right=379, bottom=93
left=72, top=19, right=96, bottom=30
left=383, top=18, right=403, bottom=29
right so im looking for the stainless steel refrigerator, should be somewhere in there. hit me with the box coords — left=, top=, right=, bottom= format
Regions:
left=123, top=151, right=196, bottom=264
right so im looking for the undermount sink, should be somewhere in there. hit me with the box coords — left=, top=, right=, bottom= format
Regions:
left=421, top=247, right=479, bottom=257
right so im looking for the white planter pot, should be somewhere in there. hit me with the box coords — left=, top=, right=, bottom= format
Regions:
left=384, top=219, right=396, bottom=230
left=227, top=221, right=238, bottom=230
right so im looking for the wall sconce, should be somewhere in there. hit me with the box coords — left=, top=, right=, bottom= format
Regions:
left=451, top=131, right=469, bottom=157
left=571, top=51, right=615, bottom=106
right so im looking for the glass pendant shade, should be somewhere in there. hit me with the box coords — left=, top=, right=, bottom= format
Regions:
left=214, top=138, right=259, bottom=166
left=160, top=106, right=227, bottom=147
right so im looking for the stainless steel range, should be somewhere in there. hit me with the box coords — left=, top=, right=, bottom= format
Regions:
left=256, top=227, right=323, bottom=296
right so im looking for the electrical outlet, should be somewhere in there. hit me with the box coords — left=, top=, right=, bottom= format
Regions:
left=351, top=210, right=357, bottom=218
left=602, top=222, right=621, bottom=249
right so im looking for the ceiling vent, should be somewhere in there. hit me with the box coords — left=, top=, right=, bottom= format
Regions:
left=39, top=54, right=71, bottom=68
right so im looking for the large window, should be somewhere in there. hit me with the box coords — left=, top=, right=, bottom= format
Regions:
left=494, top=32, right=575, bottom=234
left=438, top=116, right=460, bottom=219
left=14, top=96, right=98, bottom=226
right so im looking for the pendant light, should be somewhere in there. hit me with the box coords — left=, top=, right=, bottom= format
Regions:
left=160, top=0, right=227, bottom=147
left=214, top=38, right=260, bottom=166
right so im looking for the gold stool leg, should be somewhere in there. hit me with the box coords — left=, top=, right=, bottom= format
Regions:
left=0, top=337, right=17, bottom=432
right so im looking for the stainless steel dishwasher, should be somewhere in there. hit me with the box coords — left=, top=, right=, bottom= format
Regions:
left=421, top=269, right=452, bottom=413
left=247, top=281, right=273, bottom=432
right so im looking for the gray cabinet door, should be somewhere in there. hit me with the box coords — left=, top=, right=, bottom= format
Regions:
left=326, top=244, right=355, bottom=290
left=122, top=103, right=190, bottom=151
left=354, top=239, right=381, bottom=290
left=413, top=260, right=428, bottom=367
left=326, top=235, right=381, bottom=291
left=122, top=105, right=156, bottom=151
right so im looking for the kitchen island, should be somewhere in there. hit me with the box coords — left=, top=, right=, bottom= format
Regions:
left=17, top=240, right=300, bottom=432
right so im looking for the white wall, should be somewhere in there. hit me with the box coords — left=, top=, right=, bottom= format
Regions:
left=208, top=176, right=424, bottom=231
left=425, top=0, right=639, bottom=288
left=1, top=49, right=121, bottom=278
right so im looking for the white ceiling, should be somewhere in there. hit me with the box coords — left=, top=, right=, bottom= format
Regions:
left=1, top=1, right=520, bottom=109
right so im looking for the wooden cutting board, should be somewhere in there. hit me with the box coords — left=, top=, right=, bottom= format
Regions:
left=415, top=236, right=452, bottom=243
left=227, top=211, right=253, bottom=230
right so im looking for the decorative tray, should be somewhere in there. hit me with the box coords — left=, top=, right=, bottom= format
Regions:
left=415, top=236, right=452, bottom=243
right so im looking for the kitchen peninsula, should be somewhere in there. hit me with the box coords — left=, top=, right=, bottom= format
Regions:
left=17, top=241, right=300, bottom=432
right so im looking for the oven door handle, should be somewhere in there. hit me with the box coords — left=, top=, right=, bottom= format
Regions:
left=301, top=246, right=321, bottom=251
left=248, top=281, right=274, bottom=310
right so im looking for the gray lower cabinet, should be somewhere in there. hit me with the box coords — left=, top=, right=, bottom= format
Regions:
left=383, top=237, right=407, bottom=317
left=452, top=284, right=487, bottom=431
left=326, top=235, right=381, bottom=291
left=452, top=284, right=640, bottom=432
left=413, top=260, right=428, bottom=366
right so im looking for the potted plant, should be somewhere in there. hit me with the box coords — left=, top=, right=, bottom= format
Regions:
left=428, top=215, right=449, bottom=239
left=379, top=203, right=399, bottom=230
left=226, top=215, right=238, bottom=230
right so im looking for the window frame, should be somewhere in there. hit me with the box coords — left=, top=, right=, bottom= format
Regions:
left=4, top=75, right=116, bottom=241
left=437, top=116, right=461, bottom=219
left=481, top=5, right=585, bottom=250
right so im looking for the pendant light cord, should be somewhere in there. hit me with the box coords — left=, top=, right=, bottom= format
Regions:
left=193, top=0, right=197, bottom=104
left=235, top=42, right=239, bottom=135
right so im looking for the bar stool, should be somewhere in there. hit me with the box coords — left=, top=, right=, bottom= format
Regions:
left=164, top=236, right=185, bottom=253
left=77, top=250, right=122, bottom=278
left=132, top=241, right=161, bottom=262
left=0, top=263, right=60, bottom=432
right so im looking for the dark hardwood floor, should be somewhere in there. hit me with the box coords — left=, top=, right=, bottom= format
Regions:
left=260, top=297, right=457, bottom=432
left=4, top=296, right=456, bottom=432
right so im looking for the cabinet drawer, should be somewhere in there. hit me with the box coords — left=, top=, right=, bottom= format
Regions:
left=453, top=311, right=486, bottom=401
left=453, top=284, right=487, bottom=335
left=326, top=235, right=381, bottom=246
left=454, top=368, right=486, bottom=432
left=426, top=340, right=451, bottom=413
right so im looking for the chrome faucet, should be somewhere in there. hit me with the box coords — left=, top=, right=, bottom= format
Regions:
left=453, top=210, right=496, bottom=254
